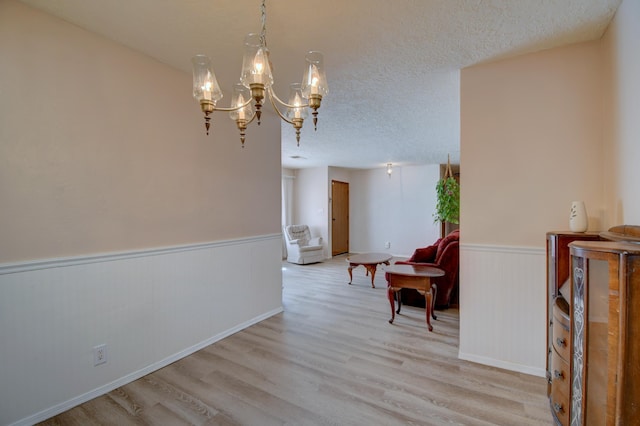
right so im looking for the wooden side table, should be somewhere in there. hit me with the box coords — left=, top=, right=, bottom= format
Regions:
left=346, top=253, right=393, bottom=288
left=385, top=264, right=444, bottom=331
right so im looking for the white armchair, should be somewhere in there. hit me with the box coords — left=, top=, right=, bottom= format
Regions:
left=284, top=225, right=324, bottom=264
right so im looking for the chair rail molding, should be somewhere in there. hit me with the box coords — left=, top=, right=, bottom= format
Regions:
left=0, top=233, right=282, bottom=275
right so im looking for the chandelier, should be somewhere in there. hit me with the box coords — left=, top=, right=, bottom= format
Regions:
left=191, top=0, right=328, bottom=147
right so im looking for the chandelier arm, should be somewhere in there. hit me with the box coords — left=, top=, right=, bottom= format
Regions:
left=245, top=110, right=258, bottom=125
left=267, top=87, right=311, bottom=109
left=267, top=90, right=296, bottom=125
left=235, top=111, right=259, bottom=126
left=210, top=97, right=254, bottom=112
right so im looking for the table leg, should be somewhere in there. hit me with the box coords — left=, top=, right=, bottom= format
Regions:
left=431, top=283, right=437, bottom=320
left=347, top=264, right=354, bottom=284
left=395, top=290, right=402, bottom=314
left=364, top=264, right=377, bottom=288
left=424, top=285, right=433, bottom=332
left=387, top=287, right=396, bottom=324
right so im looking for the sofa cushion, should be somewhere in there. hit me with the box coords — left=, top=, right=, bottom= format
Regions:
left=286, top=225, right=311, bottom=241
left=409, top=245, right=438, bottom=263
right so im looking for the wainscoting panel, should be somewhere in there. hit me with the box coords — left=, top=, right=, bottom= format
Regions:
left=0, top=235, right=283, bottom=426
left=458, top=244, right=546, bottom=377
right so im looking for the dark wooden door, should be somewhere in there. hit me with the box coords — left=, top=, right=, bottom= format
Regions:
left=331, top=180, right=349, bottom=255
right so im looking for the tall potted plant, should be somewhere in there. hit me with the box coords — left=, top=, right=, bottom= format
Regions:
left=434, top=157, right=460, bottom=236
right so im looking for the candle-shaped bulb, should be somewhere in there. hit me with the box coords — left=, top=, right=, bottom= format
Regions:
left=252, top=50, right=265, bottom=84
left=202, top=80, right=213, bottom=100
left=240, top=34, right=273, bottom=88
left=191, top=55, right=222, bottom=103
left=286, top=84, right=308, bottom=121
left=229, top=83, right=254, bottom=122
left=293, top=93, right=302, bottom=119
left=237, top=93, right=246, bottom=120
left=301, top=51, right=328, bottom=98
left=309, top=65, right=320, bottom=95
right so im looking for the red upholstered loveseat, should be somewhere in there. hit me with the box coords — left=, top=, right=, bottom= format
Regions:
left=395, top=229, right=459, bottom=308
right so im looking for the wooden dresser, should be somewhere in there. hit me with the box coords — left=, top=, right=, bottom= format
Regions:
left=547, top=227, right=640, bottom=425
left=546, top=231, right=601, bottom=422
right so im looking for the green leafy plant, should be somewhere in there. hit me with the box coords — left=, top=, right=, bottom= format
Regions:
left=434, top=176, right=460, bottom=224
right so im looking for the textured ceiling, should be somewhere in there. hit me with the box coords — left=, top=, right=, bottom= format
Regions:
left=20, top=0, right=621, bottom=169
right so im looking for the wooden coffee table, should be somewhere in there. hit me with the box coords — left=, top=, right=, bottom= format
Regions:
left=346, top=252, right=393, bottom=288
left=385, top=264, right=444, bottom=331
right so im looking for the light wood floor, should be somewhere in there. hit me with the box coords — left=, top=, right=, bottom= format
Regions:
left=40, top=255, right=552, bottom=425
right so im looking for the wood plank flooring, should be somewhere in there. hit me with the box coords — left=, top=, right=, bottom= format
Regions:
left=39, top=255, right=552, bottom=425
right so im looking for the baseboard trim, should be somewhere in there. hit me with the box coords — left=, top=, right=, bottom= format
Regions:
left=458, top=350, right=546, bottom=378
left=12, top=306, right=284, bottom=426
left=0, top=233, right=282, bottom=275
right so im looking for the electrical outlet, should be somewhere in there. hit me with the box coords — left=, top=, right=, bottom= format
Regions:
left=385, top=241, right=391, bottom=249
left=93, top=344, right=107, bottom=366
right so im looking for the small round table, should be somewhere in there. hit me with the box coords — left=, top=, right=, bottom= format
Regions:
left=385, top=264, right=445, bottom=331
left=346, top=253, right=393, bottom=288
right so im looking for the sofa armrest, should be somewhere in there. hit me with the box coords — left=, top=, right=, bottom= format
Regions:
left=309, top=236, right=323, bottom=245
left=395, top=260, right=438, bottom=267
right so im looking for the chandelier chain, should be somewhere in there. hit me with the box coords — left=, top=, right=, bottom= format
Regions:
left=260, top=0, right=267, bottom=47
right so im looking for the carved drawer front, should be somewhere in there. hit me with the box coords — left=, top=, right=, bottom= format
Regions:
left=550, top=349, right=570, bottom=426
left=552, top=301, right=571, bottom=361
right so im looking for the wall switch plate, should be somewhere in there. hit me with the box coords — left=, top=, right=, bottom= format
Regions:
left=385, top=241, right=391, bottom=249
left=93, top=344, right=107, bottom=366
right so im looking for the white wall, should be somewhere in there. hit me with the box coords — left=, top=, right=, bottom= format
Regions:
left=461, top=41, right=605, bottom=247
left=281, top=167, right=296, bottom=227
left=602, top=0, right=640, bottom=226
left=460, top=40, right=605, bottom=376
left=0, top=1, right=282, bottom=262
left=0, top=2, right=283, bottom=424
left=293, top=167, right=330, bottom=258
left=289, top=164, right=440, bottom=258
left=329, top=166, right=352, bottom=185
left=349, top=165, right=441, bottom=257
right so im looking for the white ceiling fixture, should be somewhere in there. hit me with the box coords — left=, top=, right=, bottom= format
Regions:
left=191, top=0, right=327, bottom=148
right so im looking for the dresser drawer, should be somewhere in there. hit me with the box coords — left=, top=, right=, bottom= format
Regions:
left=550, top=349, right=570, bottom=426
left=552, top=298, right=571, bottom=360
left=550, top=347, right=570, bottom=395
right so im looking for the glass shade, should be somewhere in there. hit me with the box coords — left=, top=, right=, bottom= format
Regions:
left=285, top=84, right=308, bottom=120
left=191, top=55, right=223, bottom=102
left=301, top=51, right=328, bottom=98
left=240, top=33, right=273, bottom=88
left=229, top=84, right=254, bottom=121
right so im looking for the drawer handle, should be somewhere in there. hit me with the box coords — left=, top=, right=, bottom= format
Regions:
left=553, top=370, right=564, bottom=380
left=553, top=402, right=564, bottom=414
left=556, top=337, right=567, bottom=347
